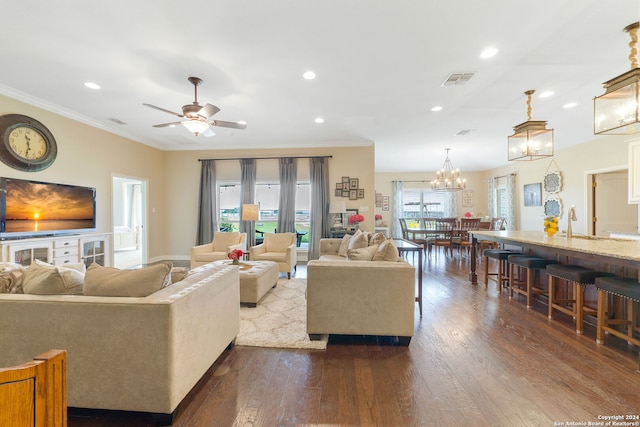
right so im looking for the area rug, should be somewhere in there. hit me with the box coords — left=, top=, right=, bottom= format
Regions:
left=236, top=277, right=328, bottom=350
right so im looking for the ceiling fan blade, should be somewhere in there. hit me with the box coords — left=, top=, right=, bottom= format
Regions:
left=143, top=103, right=184, bottom=118
left=198, top=103, right=220, bottom=119
left=201, top=127, right=216, bottom=137
left=152, top=121, right=182, bottom=128
left=211, top=120, right=247, bottom=130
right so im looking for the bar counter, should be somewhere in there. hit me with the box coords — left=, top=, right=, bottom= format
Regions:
left=469, top=230, right=640, bottom=284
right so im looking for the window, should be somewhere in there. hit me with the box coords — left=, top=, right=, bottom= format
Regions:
left=402, top=189, right=445, bottom=227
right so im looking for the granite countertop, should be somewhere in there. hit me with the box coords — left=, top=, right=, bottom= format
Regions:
left=471, top=230, right=640, bottom=263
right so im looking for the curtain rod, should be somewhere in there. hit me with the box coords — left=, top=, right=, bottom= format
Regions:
left=493, top=173, right=517, bottom=179
left=198, top=155, right=333, bottom=161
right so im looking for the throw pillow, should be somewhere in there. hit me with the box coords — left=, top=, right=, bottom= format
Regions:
left=22, top=259, right=84, bottom=295
left=0, top=266, right=25, bottom=294
left=84, top=261, right=173, bottom=297
left=372, top=240, right=400, bottom=262
left=347, top=245, right=379, bottom=261
left=369, top=232, right=387, bottom=246
left=348, top=230, right=368, bottom=251
left=169, top=266, right=189, bottom=285
left=337, top=234, right=352, bottom=257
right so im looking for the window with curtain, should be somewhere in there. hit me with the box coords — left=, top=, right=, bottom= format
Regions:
left=402, top=189, right=446, bottom=226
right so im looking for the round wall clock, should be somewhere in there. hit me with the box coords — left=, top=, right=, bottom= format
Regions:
left=0, top=114, right=58, bottom=172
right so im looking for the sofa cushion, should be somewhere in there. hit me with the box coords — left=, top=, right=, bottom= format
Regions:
left=212, top=231, right=241, bottom=251
left=0, top=264, right=26, bottom=294
left=348, top=230, right=368, bottom=251
left=347, top=245, right=379, bottom=261
left=338, top=234, right=352, bottom=257
left=372, top=240, right=400, bottom=262
left=170, top=267, right=190, bottom=284
left=22, top=259, right=84, bottom=295
left=84, top=261, right=172, bottom=297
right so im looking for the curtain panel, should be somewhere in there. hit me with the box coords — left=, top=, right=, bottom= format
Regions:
left=196, top=160, right=217, bottom=245
left=240, top=159, right=257, bottom=248
left=391, top=180, right=403, bottom=238
left=308, top=157, right=329, bottom=260
left=277, top=157, right=297, bottom=234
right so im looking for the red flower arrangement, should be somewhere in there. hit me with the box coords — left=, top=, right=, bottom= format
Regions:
left=228, top=249, right=243, bottom=265
left=464, top=212, right=473, bottom=218
left=375, top=214, right=382, bottom=220
left=348, top=214, right=365, bottom=225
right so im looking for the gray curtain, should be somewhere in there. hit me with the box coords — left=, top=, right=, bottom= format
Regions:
left=277, top=157, right=297, bottom=233
left=488, top=177, right=497, bottom=219
left=506, top=174, right=517, bottom=230
left=196, top=160, right=217, bottom=245
left=308, top=157, right=329, bottom=260
left=240, top=159, right=257, bottom=248
left=391, top=180, right=403, bottom=238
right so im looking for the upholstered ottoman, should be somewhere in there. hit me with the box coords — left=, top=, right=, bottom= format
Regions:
left=214, top=260, right=279, bottom=307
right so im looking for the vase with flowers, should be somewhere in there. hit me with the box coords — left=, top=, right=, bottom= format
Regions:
left=349, top=213, right=365, bottom=230
left=375, top=214, right=382, bottom=226
left=228, top=249, right=243, bottom=265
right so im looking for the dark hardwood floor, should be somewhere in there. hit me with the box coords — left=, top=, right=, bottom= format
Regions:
left=69, top=254, right=640, bottom=426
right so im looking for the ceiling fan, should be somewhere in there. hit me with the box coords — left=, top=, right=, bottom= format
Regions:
left=143, top=76, right=246, bottom=137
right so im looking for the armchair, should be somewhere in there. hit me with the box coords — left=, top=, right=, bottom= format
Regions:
left=249, top=232, right=297, bottom=279
left=191, top=231, right=247, bottom=268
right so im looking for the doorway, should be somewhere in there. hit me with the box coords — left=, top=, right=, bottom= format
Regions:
left=586, top=168, right=638, bottom=236
left=112, top=176, right=147, bottom=268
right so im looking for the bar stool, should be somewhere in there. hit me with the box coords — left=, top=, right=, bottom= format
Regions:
left=594, top=277, right=640, bottom=347
left=483, top=249, right=520, bottom=289
left=546, top=264, right=615, bottom=334
left=508, top=255, right=556, bottom=308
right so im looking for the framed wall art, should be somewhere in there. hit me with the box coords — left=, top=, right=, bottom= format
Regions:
left=544, top=171, right=562, bottom=194
left=523, top=183, right=542, bottom=207
left=544, top=197, right=563, bottom=217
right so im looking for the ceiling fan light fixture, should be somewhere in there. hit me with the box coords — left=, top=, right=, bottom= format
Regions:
left=182, top=120, right=210, bottom=136
left=594, top=22, right=640, bottom=135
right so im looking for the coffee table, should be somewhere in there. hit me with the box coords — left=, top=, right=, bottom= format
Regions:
left=214, top=260, right=279, bottom=307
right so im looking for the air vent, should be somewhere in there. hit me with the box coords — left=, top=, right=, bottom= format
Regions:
left=455, top=129, right=474, bottom=136
left=441, top=72, right=475, bottom=86
left=109, top=117, right=127, bottom=125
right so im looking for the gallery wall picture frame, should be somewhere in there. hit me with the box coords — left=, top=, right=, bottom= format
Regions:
left=335, top=189, right=342, bottom=197
left=523, top=183, right=542, bottom=207
left=544, top=171, right=562, bottom=194
left=349, top=178, right=359, bottom=189
left=544, top=197, right=563, bottom=217
left=342, top=190, right=349, bottom=197
left=349, top=189, right=357, bottom=200
left=342, top=176, right=350, bottom=184
left=336, top=182, right=343, bottom=190
left=357, top=189, right=364, bottom=198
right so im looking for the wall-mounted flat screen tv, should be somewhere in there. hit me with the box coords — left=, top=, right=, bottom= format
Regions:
left=0, top=177, right=96, bottom=239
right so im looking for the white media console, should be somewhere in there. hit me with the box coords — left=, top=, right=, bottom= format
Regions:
left=0, top=233, right=111, bottom=267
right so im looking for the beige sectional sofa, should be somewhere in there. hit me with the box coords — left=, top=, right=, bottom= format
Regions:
left=307, top=236, right=416, bottom=345
left=0, top=262, right=240, bottom=424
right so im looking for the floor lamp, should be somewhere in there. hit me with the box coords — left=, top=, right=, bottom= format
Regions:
left=242, top=204, right=259, bottom=248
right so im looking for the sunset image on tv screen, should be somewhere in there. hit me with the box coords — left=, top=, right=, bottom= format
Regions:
left=4, top=179, right=95, bottom=233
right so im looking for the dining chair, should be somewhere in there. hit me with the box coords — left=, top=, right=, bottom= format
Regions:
left=452, top=217, right=481, bottom=257
left=399, top=218, right=428, bottom=255
left=477, top=217, right=506, bottom=253
left=426, top=217, right=456, bottom=257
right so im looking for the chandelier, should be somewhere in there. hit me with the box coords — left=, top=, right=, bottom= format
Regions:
left=431, top=148, right=466, bottom=192
left=508, top=90, right=554, bottom=161
left=594, top=22, right=640, bottom=135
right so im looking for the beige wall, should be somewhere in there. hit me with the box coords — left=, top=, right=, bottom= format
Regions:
left=163, top=145, right=375, bottom=258
left=0, top=95, right=167, bottom=260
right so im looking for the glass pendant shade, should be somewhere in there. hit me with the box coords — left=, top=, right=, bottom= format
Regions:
left=594, top=22, right=640, bottom=135
left=181, top=119, right=211, bottom=136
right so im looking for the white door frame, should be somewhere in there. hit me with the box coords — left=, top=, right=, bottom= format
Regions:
left=111, top=174, right=148, bottom=267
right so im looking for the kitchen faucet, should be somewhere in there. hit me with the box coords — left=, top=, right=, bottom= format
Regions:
left=567, top=205, right=577, bottom=238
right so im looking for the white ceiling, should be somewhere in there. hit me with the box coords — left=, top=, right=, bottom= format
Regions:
left=1, top=1, right=638, bottom=172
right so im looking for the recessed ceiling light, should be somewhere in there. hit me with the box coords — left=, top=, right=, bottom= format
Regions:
left=480, top=47, right=498, bottom=59
left=314, top=117, right=324, bottom=124
left=539, top=91, right=554, bottom=98
left=237, top=121, right=247, bottom=125
left=84, top=82, right=101, bottom=90
left=303, top=71, right=316, bottom=80
left=563, top=102, right=577, bottom=109
left=431, top=106, right=443, bottom=112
